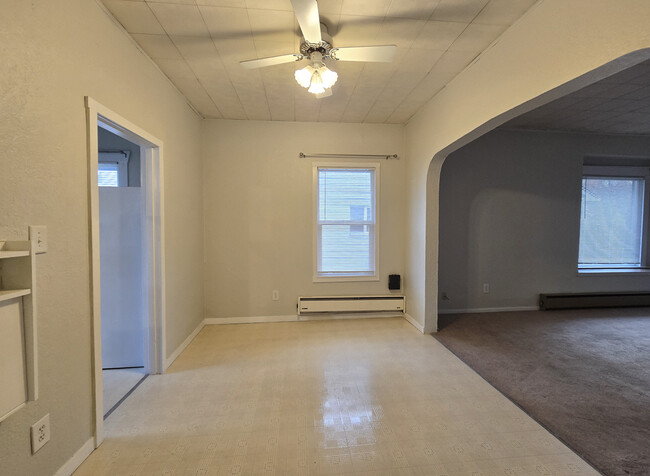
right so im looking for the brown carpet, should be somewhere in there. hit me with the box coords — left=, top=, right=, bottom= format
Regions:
left=434, top=308, right=650, bottom=476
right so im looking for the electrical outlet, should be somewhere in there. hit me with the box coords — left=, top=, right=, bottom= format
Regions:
left=30, top=414, right=50, bottom=454
left=29, top=225, right=47, bottom=254
left=483, top=283, right=490, bottom=294
left=272, top=290, right=280, bottom=301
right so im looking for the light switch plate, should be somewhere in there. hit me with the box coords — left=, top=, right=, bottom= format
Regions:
left=29, top=226, right=47, bottom=254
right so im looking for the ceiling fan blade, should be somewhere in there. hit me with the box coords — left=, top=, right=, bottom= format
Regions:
left=240, top=54, right=302, bottom=69
left=315, top=88, right=333, bottom=99
left=290, top=0, right=322, bottom=44
left=331, top=45, right=397, bottom=63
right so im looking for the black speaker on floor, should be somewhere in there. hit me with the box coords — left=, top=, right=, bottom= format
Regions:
left=388, top=274, right=401, bottom=290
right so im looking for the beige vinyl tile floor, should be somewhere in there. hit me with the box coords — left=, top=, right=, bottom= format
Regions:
left=103, top=368, right=147, bottom=417
left=74, top=318, right=598, bottom=476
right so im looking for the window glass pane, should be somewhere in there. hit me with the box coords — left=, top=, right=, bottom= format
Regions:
left=98, top=163, right=119, bottom=187
left=319, top=169, right=373, bottom=222
left=317, top=167, right=376, bottom=277
left=579, top=177, right=644, bottom=266
left=320, top=224, right=373, bottom=273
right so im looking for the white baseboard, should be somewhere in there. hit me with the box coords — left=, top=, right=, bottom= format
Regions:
left=204, top=312, right=404, bottom=325
left=54, top=437, right=94, bottom=476
left=403, top=313, right=425, bottom=333
left=438, top=306, right=539, bottom=315
left=164, top=319, right=206, bottom=370
left=204, top=315, right=297, bottom=325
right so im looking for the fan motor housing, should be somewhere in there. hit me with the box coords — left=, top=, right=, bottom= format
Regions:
left=300, top=24, right=335, bottom=60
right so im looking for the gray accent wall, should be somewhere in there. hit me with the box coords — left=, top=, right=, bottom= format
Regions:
left=438, top=129, right=650, bottom=312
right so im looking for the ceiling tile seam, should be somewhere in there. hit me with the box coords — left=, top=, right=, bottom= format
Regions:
left=334, top=61, right=371, bottom=123
left=144, top=1, right=220, bottom=118
left=94, top=0, right=204, bottom=119
left=469, top=0, right=492, bottom=24
left=359, top=18, right=476, bottom=124
left=244, top=6, right=273, bottom=121
left=195, top=3, right=250, bottom=120
left=384, top=0, right=439, bottom=22
left=401, top=50, right=486, bottom=125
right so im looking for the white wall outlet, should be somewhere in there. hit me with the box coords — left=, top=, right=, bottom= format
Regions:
left=272, top=290, right=280, bottom=301
left=30, top=413, right=50, bottom=454
left=483, top=283, right=490, bottom=294
left=29, top=225, right=47, bottom=254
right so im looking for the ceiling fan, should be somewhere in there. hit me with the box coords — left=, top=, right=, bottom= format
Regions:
left=240, top=0, right=397, bottom=98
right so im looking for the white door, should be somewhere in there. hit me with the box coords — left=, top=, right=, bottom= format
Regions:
left=99, top=187, right=144, bottom=368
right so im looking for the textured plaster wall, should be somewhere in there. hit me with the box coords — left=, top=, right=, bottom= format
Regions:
left=405, top=0, right=650, bottom=332
left=439, top=129, right=650, bottom=311
left=0, top=1, right=203, bottom=475
left=202, top=120, right=406, bottom=319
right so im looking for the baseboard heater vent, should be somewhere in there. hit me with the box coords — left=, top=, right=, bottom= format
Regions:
left=298, top=295, right=405, bottom=315
left=539, top=292, right=650, bottom=310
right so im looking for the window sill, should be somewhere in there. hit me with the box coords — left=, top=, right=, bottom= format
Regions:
left=578, top=268, right=650, bottom=276
left=313, top=275, right=380, bottom=283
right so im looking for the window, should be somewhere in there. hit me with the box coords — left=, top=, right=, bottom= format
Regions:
left=314, top=163, right=379, bottom=281
left=98, top=151, right=129, bottom=187
left=578, top=165, right=649, bottom=270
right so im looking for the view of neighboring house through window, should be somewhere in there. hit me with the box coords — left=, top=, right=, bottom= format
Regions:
left=314, top=164, right=379, bottom=280
left=578, top=164, right=649, bottom=270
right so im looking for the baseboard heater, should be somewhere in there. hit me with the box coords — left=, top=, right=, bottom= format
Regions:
left=539, top=292, right=650, bottom=310
left=297, top=295, right=405, bottom=315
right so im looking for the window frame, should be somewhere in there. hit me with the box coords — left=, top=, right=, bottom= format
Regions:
left=578, top=164, right=650, bottom=272
left=98, top=151, right=130, bottom=187
left=312, top=161, right=380, bottom=282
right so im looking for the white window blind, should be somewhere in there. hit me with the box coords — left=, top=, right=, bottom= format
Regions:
left=315, top=166, right=378, bottom=279
left=579, top=176, right=645, bottom=267
left=98, top=151, right=129, bottom=187
left=98, top=162, right=120, bottom=187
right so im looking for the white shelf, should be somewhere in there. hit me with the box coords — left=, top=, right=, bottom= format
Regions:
left=0, top=238, right=38, bottom=422
left=0, top=251, right=30, bottom=259
left=0, top=289, right=31, bottom=303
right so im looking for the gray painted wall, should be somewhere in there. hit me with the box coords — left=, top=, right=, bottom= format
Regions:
left=438, top=129, right=650, bottom=312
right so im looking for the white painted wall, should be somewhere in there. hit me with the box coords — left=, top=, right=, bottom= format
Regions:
left=0, top=1, right=203, bottom=474
left=202, top=120, right=405, bottom=319
left=405, top=0, right=650, bottom=332
left=99, top=188, right=144, bottom=369
left=439, top=129, right=650, bottom=312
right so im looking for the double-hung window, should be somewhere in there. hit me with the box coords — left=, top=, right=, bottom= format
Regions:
left=314, top=163, right=379, bottom=281
left=98, top=151, right=129, bottom=187
left=578, top=164, right=650, bottom=271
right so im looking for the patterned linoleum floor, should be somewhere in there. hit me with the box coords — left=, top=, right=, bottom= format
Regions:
left=74, top=318, right=598, bottom=476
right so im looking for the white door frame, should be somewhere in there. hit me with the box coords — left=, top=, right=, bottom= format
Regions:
left=85, top=97, right=166, bottom=447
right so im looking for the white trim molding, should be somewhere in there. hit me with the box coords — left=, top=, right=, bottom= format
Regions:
left=164, top=319, right=206, bottom=370
left=85, top=97, right=166, bottom=447
left=54, top=438, right=94, bottom=476
left=438, top=306, right=539, bottom=315
left=403, top=313, right=425, bottom=333
left=205, top=313, right=404, bottom=326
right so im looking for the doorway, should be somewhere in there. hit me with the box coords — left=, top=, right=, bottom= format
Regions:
left=97, top=134, right=147, bottom=418
left=86, top=97, right=166, bottom=447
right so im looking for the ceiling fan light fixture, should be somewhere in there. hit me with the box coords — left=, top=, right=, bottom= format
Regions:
left=319, top=66, right=338, bottom=89
left=294, top=65, right=314, bottom=88
left=307, top=70, right=325, bottom=94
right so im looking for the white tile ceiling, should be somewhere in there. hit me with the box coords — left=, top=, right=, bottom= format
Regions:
left=101, top=0, right=537, bottom=123
left=502, top=59, right=650, bottom=135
